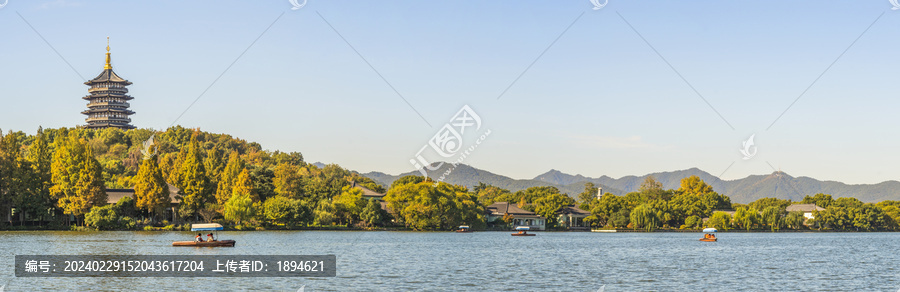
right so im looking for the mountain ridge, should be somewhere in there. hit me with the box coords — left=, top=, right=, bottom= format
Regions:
left=360, top=164, right=900, bottom=203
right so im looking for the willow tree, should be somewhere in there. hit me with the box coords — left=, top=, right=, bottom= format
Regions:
left=224, top=190, right=254, bottom=225
left=706, top=211, right=732, bottom=231
left=761, top=206, right=783, bottom=232
left=733, top=207, right=759, bottom=231
left=630, top=204, right=658, bottom=231
left=50, top=131, right=107, bottom=226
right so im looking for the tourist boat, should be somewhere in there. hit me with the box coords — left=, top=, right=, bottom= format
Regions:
left=591, top=229, right=617, bottom=233
left=456, top=225, right=473, bottom=233
left=511, top=226, right=536, bottom=236
left=699, top=227, right=717, bottom=242
left=172, top=223, right=236, bottom=247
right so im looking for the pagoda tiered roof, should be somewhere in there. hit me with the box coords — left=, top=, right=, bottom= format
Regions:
left=81, top=38, right=136, bottom=130
left=84, top=68, right=132, bottom=85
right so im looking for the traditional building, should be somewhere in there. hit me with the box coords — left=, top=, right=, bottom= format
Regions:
left=485, top=202, right=546, bottom=230
left=82, top=38, right=135, bottom=129
left=556, top=204, right=591, bottom=230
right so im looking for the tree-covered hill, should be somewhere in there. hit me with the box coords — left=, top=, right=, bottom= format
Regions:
left=363, top=163, right=624, bottom=197
left=532, top=168, right=900, bottom=203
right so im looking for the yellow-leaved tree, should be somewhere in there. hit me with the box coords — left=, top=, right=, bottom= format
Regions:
left=50, top=130, right=107, bottom=226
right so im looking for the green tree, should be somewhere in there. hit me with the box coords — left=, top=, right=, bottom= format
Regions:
left=749, top=197, right=792, bottom=211
left=589, top=193, right=624, bottom=227
left=630, top=204, right=658, bottom=231
left=475, top=185, right=511, bottom=205
left=577, top=182, right=598, bottom=209
left=23, top=127, right=54, bottom=222
left=360, top=198, right=386, bottom=227
left=223, top=190, right=255, bottom=225
left=85, top=205, right=120, bottom=230
left=733, top=207, right=759, bottom=230
left=683, top=215, right=702, bottom=229
left=761, top=206, right=783, bottom=231
left=262, top=196, right=309, bottom=227
left=533, top=193, right=575, bottom=229
left=706, top=211, right=731, bottom=231
left=877, top=201, right=900, bottom=230
left=784, top=211, right=806, bottom=230
left=313, top=200, right=335, bottom=226
left=384, top=177, right=485, bottom=230
left=2, top=131, right=38, bottom=224
left=332, top=186, right=365, bottom=225
left=639, top=176, right=670, bottom=201
left=801, top=193, right=834, bottom=208
left=609, top=209, right=630, bottom=228
left=851, top=204, right=885, bottom=231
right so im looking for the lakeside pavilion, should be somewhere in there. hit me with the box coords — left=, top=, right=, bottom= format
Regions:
left=82, top=37, right=135, bottom=129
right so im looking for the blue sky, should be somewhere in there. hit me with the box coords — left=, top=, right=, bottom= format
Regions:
left=0, top=0, right=898, bottom=184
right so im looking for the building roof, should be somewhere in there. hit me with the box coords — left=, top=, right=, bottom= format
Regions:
left=485, top=202, right=543, bottom=219
left=106, top=184, right=181, bottom=204
left=352, top=182, right=385, bottom=198
left=786, top=204, right=825, bottom=212
left=85, top=68, right=132, bottom=85
left=557, top=205, right=590, bottom=216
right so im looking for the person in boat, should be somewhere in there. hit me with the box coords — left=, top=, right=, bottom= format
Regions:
left=195, top=233, right=202, bottom=242
left=206, top=233, right=215, bottom=242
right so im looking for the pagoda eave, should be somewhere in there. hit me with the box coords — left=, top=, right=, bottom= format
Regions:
left=83, top=95, right=134, bottom=101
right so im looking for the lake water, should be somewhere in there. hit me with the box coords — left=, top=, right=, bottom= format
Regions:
left=0, top=231, right=897, bottom=291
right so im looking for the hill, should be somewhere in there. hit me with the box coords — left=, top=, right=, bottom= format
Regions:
left=364, top=165, right=900, bottom=203
left=362, top=163, right=624, bottom=196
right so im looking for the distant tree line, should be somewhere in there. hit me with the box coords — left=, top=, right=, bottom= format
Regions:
left=573, top=175, right=900, bottom=231
left=2, top=127, right=898, bottom=231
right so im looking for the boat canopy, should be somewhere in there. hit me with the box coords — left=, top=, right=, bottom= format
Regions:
left=702, top=228, right=717, bottom=233
left=458, top=225, right=470, bottom=229
left=515, top=226, right=530, bottom=231
left=191, top=223, right=224, bottom=231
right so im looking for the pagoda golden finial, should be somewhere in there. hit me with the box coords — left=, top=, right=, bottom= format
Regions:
left=104, top=37, right=112, bottom=69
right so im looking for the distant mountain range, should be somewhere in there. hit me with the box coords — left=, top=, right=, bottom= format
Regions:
left=359, top=164, right=900, bottom=203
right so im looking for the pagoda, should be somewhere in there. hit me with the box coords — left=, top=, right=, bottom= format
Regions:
left=82, top=38, right=135, bottom=129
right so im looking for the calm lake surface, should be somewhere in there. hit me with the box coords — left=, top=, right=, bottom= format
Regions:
left=0, top=231, right=897, bottom=291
